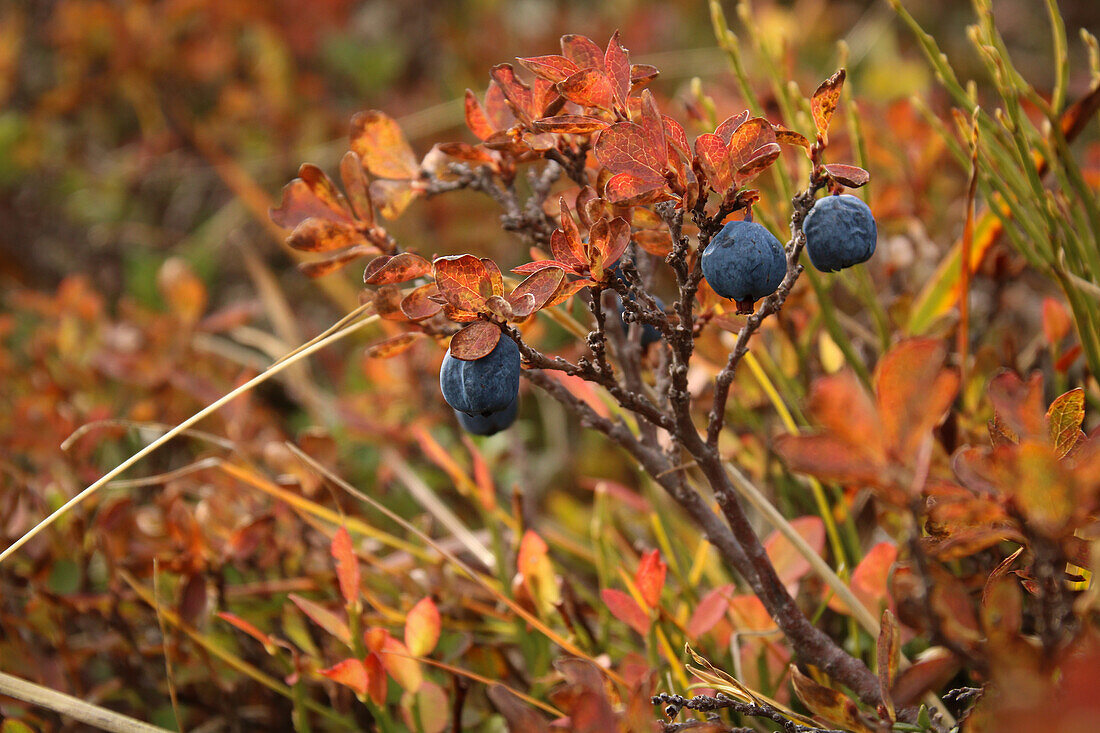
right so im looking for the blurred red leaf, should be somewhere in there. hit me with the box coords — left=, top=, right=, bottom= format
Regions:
left=288, top=593, right=351, bottom=645
left=373, top=631, right=423, bottom=692
left=517, top=530, right=549, bottom=578
left=400, top=283, right=443, bottom=321
left=830, top=542, right=897, bottom=615
left=635, top=550, right=666, bottom=609
left=287, top=218, right=362, bottom=252
left=350, top=110, right=419, bottom=179
left=405, top=597, right=441, bottom=657
left=365, top=653, right=387, bottom=705
left=330, top=527, right=360, bottom=606
left=364, top=332, right=424, bottom=359
left=488, top=684, right=551, bottom=733
left=875, top=338, right=959, bottom=463
left=217, top=612, right=276, bottom=653
left=601, top=588, right=651, bottom=635
left=369, top=179, right=420, bottom=220
left=763, top=516, right=825, bottom=586
left=320, top=658, right=368, bottom=697
left=298, top=245, right=380, bottom=278
left=791, top=665, right=876, bottom=733
left=449, top=321, right=501, bottom=360
left=1042, top=297, right=1071, bottom=346
left=687, top=584, right=734, bottom=638
left=339, top=151, right=375, bottom=226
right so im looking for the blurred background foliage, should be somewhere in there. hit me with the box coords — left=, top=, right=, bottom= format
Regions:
left=2, top=0, right=1100, bottom=730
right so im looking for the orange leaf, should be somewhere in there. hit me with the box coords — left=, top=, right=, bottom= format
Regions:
left=763, top=516, right=825, bottom=586
left=464, top=89, right=496, bottom=141
left=595, top=122, right=663, bottom=177
left=558, top=67, right=615, bottom=111
left=829, top=541, right=897, bottom=615
left=822, top=163, right=870, bottom=188
left=874, top=338, right=958, bottom=463
left=774, top=433, right=888, bottom=487
left=735, top=142, right=781, bottom=186
left=364, top=332, right=424, bottom=359
left=298, top=247, right=378, bottom=278
left=630, top=63, right=660, bottom=89
left=877, top=609, right=901, bottom=720
left=544, top=277, right=593, bottom=308
left=433, top=254, right=492, bottom=312
left=774, top=126, right=811, bottom=149
left=288, top=593, right=351, bottom=645
left=340, top=151, right=375, bottom=226
left=288, top=218, right=363, bottom=252
left=726, top=117, right=776, bottom=170
left=271, top=179, right=346, bottom=230
left=518, top=54, right=580, bottom=83
left=807, top=370, right=884, bottom=460
left=490, top=64, right=538, bottom=124
left=694, top=133, right=732, bottom=192
left=375, top=632, right=423, bottom=693
left=509, top=267, right=565, bottom=317
left=601, top=588, right=651, bottom=635
left=157, top=258, right=207, bottom=327
left=400, top=283, right=443, bottom=321
left=369, top=179, right=420, bottom=220
left=1041, top=297, right=1071, bottom=346
left=331, top=527, right=360, bottom=606
left=405, top=597, right=441, bottom=657
left=449, top=321, right=501, bottom=360
left=363, top=252, right=432, bottom=285
left=810, top=69, right=846, bottom=144
left=988, top=371, right=1047, bottom=441
left=790, top=665, right=876, bottom=733
left=715, top=111, right=750, bottom=142
left=350, top=110, right=419, bottom=179
left=321, top=659, right=368, bottom=697
left=532, top=115, right=610, bottom=134
left=517, top=530, right=548, bottom=577
left=1046, top=388, right=1085, bottom=459
left=635, top=550, right=667, bottom=609
left=687, top=584, right=734, bottom=638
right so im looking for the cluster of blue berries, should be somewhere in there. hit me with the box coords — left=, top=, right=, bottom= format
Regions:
left=439, top=336, right=521, bottom=436
left=700, top=194, right=876, bottom=310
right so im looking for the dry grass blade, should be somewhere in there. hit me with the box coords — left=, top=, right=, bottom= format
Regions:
left=284, top=443, right=628, bottom=688
left=0, top=312, right=380, bottom=567
left=0, top=673, right=172, bottom=733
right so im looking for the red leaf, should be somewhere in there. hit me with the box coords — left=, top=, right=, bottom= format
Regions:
left=365, top=653, right=387, bottom=705
left=727, top=117, right=777, bottom=170
left=288, top=218, right=362, bottom=252
left=217, top=612, right=276, bottom=653
left=350, top=110, right=419, bottom=179
left=297, top=164, right=354, bottom=223
left=509, top=267, right=566, bottom=316
left=604, top=172, right=668, bottom=205
left=490, top=64, right=536, bottom=124
left=288, top=593, right=351, bottom=645
left=774, top=433, right=888, bottom=486
left=601, top=588, right=651, bottom=635
left=604, top=31, right=631, bottom=110
left=694, top=133, right=732, bottom=192
left=449, top=321, right=502, bottom=360
left=483, top=82, right=515, bottom=131
left=369, top=631, right=423, bottom=693
left=715, top=111, right=750, bottom=143
left=363, top=252, right=432, bottom=285
left=331, top=527, right=360, bottom=606
left=436, top=141, right=497, bottom=165
left=811, top=69, right=846, bottom=143
left=662, top=115, right=691, bottom=163
left=321, top=658, right=368, bottom=696
left=600, top=217, right=631, bottom=272
left=558, top=67, right=615, bottom=111
left=735, top=142, right=781, bottom=186
left=544, top=278, right=593, bottom=307
left=635, top=550, right=667, bottom=609
left=822, top=163, right=870, bottom=188
left=517, top=530, right=548, bottom=577
left=630, top=63, right=659, bottom=90
left=405, top=597, right=441, bottom=657
left=518, top=54, right=579, bottom=83
left=687, top=585, right=735, bottom=638
left=829, top=542, right=897, bottom=615
left=561, top=34, right=605, bottom=69
left=465, top=89, right=496, bottom=141
left=763, top=516, right=825, bottom=586
left=433, top=254, right=492, bottom=311
left=595, top=122, right=663, bottom=176
left=512, top=259, right=576, bottom=275
left=774, top=126, right=811, bottom=149
left=271, top=179, right=346, bottom=230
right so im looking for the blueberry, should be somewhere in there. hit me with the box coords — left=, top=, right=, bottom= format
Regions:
left=439, top=335, right=520, bottom=416
left=454, top=395, right=519, bottom=436
left=700, top=220, right=786, bottom=311
left=803, top=194, right=877, bottom=272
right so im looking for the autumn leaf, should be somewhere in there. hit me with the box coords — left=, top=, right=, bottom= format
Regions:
left=350, top=110, right=419, bottom=180
left=810, top=69, right=846, bottom=144
left=363, top=253, right=432, bottom=285
left=1046, top=388, right=1085, bottom=459
left=320, top=658, right=368, bottom=697
left=217, top=612, right=276, bottom=654
left=449, top=321, right=501, bottom=361
left=828, top=541, right=896, bottom=615
left=790, top=665, right=876, bottom=733
left=822, top=163, right=870, bottom=188
left=635, top=550, right=666, bottom=609
left=601, top=588, right=651, bottom=635
left=687, top=584, right=735, bottom=638
left=364, top=332, right=424, bottom=359
left=763, top=516, right=825, bottom=586
left=330, top=527, right=360, bottom=607
left=433, top=254, right=495, bottom=313
left=405, top=597, right=441, bottom=657
left=288, top=593, right=351, bottom=645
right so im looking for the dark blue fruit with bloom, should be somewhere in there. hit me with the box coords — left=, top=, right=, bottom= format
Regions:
left=454, top=396, right=519, bottom=436
left=440, top=336, right=521, bottom=416
left=803, top=194, right=877, bottom=272
left=700, top=220, right=786, bottom=311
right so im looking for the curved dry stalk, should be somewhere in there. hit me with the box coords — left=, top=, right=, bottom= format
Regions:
left=0, top=312, right=380, bottom=567
left=0, top=672, right=171, bottom=733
